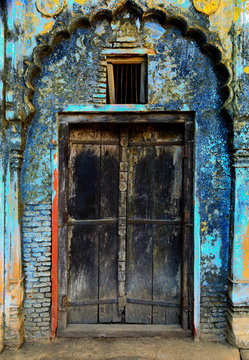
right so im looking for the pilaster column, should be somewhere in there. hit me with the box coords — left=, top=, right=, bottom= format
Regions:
left=227, top=149, right=249, bottom=348
left=0, top=2, right=5, bottom=353
left=5, top=123, right=24, bottom=348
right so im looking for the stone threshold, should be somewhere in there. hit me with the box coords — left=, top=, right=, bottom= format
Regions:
left=57, top=324, right=192, bottom=338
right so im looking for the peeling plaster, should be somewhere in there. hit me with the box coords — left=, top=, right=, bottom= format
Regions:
left=1, top=0, right=249, bottom=349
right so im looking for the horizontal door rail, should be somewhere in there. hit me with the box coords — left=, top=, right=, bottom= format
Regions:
left=60, top=112, right=194, bottom=124
left=128, top=141, right=183, bottom=146
left=64, top=299, right=118, bottom=307
left=68, top=218, right=118, bottom=226
left=127, top=219, right=182, bottom=225
left=69, top=140, right=119, bottom=145
left=126, top=298, right=180, bottom=308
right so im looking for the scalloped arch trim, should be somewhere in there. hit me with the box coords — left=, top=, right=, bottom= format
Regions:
left=24, top=0, right=233, bottom=126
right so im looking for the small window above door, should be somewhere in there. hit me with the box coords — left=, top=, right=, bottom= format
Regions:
left=106, top=56, right=147, bottom=104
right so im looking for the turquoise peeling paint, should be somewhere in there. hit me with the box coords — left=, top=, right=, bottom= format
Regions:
left=232, top=168, right=249, bottom=281
left=2, top=0, right=249, bottom=347
left=64, top=104, right=148, bottom=112
left=19, top=15, right=231, bottom=343
left=201, top=232, right=223, bottom=270
left=194, top=196, right=201, bottom=338
left=229, top=282, right=249, bottom=305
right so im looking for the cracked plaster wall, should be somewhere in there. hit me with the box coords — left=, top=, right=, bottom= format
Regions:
left=0, top=0, right=249, bottom=347
left=20, top=10, right=231, bottom=340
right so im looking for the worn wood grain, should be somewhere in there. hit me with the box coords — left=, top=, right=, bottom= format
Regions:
left=58, top=117, right=194, bottom=332
left=107, top=63, right=115, bottom=104
left=58, top=123, right=69, bottom=330
left=68, top=224, right=99, bottom=323
left=60, top=112, right=193, bottom=124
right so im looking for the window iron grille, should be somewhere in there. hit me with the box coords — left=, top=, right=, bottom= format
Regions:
left=107, top=57, right=147, bottom=104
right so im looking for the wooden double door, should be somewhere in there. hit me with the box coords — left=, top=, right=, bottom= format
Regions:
left=58, top=115, right=193, bottom=331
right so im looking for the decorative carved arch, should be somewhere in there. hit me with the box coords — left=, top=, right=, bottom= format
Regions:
left=21, top=1, right=234, bottom=339
left=24, top=0, right=233, bottom=128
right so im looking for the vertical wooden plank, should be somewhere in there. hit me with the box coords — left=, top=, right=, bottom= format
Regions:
left=152, top=142, right=183, bottom=324
left=140, top=62, right=146, bottom=104
left=99, top=223, right=119, bottom=322
left=127, top=146, right=154, bottom=219
left=126, top=144, right=154, bottom=323
left=99, top=141, right=119, bottom=219
left=153, top=226, right=182, bottom=324
left=126, top=224, right=153, bottom=324
left=182, top=120, right=194, bottom=330
left=68, top=224, right=99, bottom=323
left=68, top=143, right=100, bottom=220
left=107, top=63, right=115, bottom=104
left=58, top=122, right=69, bottom=331
left=99, top=132, right=120, bottom=322
left=67, top=140, right=100, bottom=323
left=153, top=145, right=182, bottom=220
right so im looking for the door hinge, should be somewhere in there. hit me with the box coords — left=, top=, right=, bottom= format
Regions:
left=182, top=145, right=189, bottom=158
left=62, top=295, right=68, bottom=307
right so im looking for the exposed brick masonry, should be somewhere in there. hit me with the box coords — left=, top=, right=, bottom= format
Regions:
left=22, top=204, right=52, bottom=339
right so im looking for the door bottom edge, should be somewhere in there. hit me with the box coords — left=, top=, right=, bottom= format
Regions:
left=57, top=324, right=192, bottom=338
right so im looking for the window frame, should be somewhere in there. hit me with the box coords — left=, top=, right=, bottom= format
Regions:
left=106, top=56, right=147, bottom=104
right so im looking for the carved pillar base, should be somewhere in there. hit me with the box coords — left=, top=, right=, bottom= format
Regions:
left=227, top=150, right=249, bottom=348
left=5, top=306, right=24, bottom=349
left=227, top=303, right=249, bottom=348
left=5, top=277, right=24, bottom=348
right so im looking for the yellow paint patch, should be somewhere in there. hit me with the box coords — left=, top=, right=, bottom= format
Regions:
left=193, top=0, right=221, bottom=15
left=46, top=0, right=61, bottom=9
left=40, top=20, right=54, bottom=35
left=201, top=221, right=208, bottom=232
left=16, top=1, right=22, bottom=5
left=242, top=219, right=249, bottom=279
left=234, top=7, right=240, bottom=21
left=73, top=0, right=88, bottom=4
left=208, top=0, right=234, bottom=59
left=244, top=67, right=249, bottom=74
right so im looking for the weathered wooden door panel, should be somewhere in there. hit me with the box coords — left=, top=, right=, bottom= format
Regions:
left=126, top=224, right=153, bottom=324
left=67, top=125, right=120, bottom=323
left=68, top=224, right=99, bottom=324
left=126, top=124, right=183, bottom=324
left=60, top=119, right=193, bottom=330
left=99, top=223, right=119, bottom=323
left=152, top=225, right=182, bottom=324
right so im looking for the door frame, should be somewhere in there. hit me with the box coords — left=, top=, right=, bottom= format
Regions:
left=53, top=109, right=195, bottom=337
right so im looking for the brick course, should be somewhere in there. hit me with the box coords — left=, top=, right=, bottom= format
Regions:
left=22, top=204, right=52, bottom=339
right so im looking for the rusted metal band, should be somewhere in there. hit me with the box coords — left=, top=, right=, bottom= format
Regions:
left=127, top=218, right=182, bottom=225
left=63, top=298, right=118, bottom=307
left=126, top=298, right=180, bottom=308
left=68, top=218, right=117, bottom=226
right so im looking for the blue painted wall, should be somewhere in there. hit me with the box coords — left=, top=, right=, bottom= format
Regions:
left=20, top=13, right=231, bottom=340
